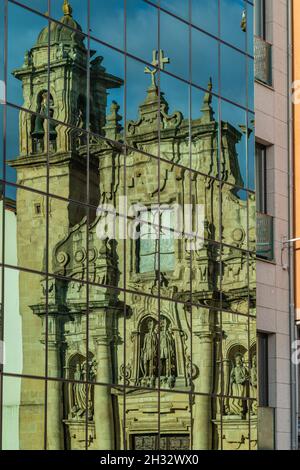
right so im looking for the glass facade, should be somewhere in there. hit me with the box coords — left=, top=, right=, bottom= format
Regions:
left=0, top=0, right=256, bottom=450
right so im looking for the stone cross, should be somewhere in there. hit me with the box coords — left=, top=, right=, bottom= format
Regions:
left=144, top=49, right=170, bottom=87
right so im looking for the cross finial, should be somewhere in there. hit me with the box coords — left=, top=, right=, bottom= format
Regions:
left=144, top=49, right=170, bottom=87
left=63, top=0, right=73, bottom=16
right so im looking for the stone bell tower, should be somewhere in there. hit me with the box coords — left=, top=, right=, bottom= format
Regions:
left=8, top=1, right=122, bottom=449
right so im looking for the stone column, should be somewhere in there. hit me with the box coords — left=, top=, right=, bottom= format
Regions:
left=192, top=309, right=214, bottom=450
left=46, top=314, right=64, bottom=450
left=93, top=310, right=115, bottom=450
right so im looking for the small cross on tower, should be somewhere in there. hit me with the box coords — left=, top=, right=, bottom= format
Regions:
left=144, top=49, right=170, bottom=87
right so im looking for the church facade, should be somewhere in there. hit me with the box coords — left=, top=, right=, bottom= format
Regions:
left=1, top=1, right=257, bottom=450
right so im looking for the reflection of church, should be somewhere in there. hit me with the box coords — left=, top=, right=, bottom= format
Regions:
left=10, top=2, right=257, bottom=450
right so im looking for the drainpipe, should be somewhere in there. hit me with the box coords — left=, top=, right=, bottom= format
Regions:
left=287, top=0, right=298, bottom=451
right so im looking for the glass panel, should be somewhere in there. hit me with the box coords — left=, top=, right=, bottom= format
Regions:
left=0, top=105, right=4, bottom=182
left=7, top=3, right=49, bottom=109
left=126, top=56, right=159, bottom=156
left=48, top=197, right=89, bottom=278
left=88, top=287, right=124, bottom=387
left=220, top=100, right=247, bottom=188
left=47, top=121, right=90, bottom=205
left=160, top=0, right=189, bottom=21
left=124, top=388, right=159, bottom=450
left=47, top=278, right=88, bottom=380
left=221, top=246, right=250, bottom=315
left=247, top=112, right=255, bottom=190
left=191, top=28, right=219, bottom=93
left=191, top=86, right=219, bottom=177
left=192, top=393, right=219, bottom=449
left=3, top=185, right=46, bottom=272
left=220, top=44, right=247, bottom=107
left=46, top=379, right=74, bottom=450
left=191, top=241, right=222, bottom=309
left=221, top=184, right=248, bottom=251
left=50, top=0, right=88, bottom=35
left=123, top=297, right=159, bottom=449
left=0, top=0, right=5, bottom=83
left=192, top=307, right=221, bottom=398
left=160, top=11, right=189, bottom=82
left=89, top=40, right=124, bottom=137
left=90, top=0, right=124, bottom=50
left=249, top=253, right=256, bottom=317
left=248, top=191, right=256, bottom=253
left=159, top=71, right=189, bottom=151
left=124, top=151, right=159, bottom=291
left=48, top=20, right=88, bottom=129
left=158, top=301, right=191, bottom=393
left=248, top=56, right=255, bottom=111
left=2, top=376, right=45, bottom=450
left=126, top=0, right=158, bottom=64
left=191, top=0, right=219, bottom=36
left=221, top=311, right=251, bottom=451
left=0, top=0, right=256, bottom=453
left=3, top=268, right=45, bottom=377
left=19, top=0, right=48, bottom=13
left=191, top=174, right=221, bottom=244
left=159, top=392, right=192, bottom=450
left=124, top=294, right=158, bottom=389
left=5, top=106, right=45, bottom=192
left=220, top=0, right=247, bottom=51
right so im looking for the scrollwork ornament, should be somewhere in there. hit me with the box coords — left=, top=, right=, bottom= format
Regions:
left=119, top=363, right=132, bottom=386
left=57, top=251, right=69, bottom=266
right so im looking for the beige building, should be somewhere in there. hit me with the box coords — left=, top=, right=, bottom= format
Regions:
left=254, top=0, right=297, bottom=450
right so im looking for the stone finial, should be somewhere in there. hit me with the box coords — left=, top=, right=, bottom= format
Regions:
left=63, top=0, right=73, bottom=16
left=241, top=9, right=247, bottom=32
left=103, top=101, right=123, bottom=140
left=201, top=78, right=214, bottom=124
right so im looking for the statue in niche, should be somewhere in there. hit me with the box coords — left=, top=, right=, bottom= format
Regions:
left=139, top=317, right=176, bottom=388
left=70, top=359, right=97, bottom=420
left=249, top=354, right=257, bottom=415
left=160, top=318, right=176, bottom=388
left=228, top=353, right=249, bottom=416
left=140, top=318, right=158, bottom=386
left=32, top=91, right=57, bottom=153
left=56, top=42, right=68, bottom=60
left=23, top=50, right=32, bottom=68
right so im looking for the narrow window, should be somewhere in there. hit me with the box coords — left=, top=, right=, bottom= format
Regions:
left=258, top=332, right=269, bottom=407
left=254, top=0, right=266, bottom=40
left=255, top=143, right=267, bottom=214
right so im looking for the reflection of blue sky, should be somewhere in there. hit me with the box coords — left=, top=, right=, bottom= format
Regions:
left=7, top=2, right=48, bottom=106
left=220, top=0, right=246, bottom=51
left=192, top=28, right=219, bottom=92
left=191, top=0, right=218, bottom=35
left=4, top=0, right=254, bottom=200
left=221, top=44, right=247, bottom=107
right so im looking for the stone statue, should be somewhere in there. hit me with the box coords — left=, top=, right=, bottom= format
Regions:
left=23, top=50, right=32, bottom=68
left=228, top=353, right=249, bottom=416
left=56, top=43, right=67, bottom=60
left=140, top=318, right=158, bottom=385
left=70, top=359, right=97, bottom=420
left=71, top=363, right=86, bottom=419
left=160, top=318, right=176, bottom=387
left=250, top=354, right=257, bottom=415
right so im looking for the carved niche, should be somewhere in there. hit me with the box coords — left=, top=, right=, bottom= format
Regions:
left=137, top=316, right=177, bottom=389
left=66, top=353, right=97, bottom=421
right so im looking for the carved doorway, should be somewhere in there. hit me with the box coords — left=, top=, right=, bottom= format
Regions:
left=131, top=434, right=190, bottom=450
